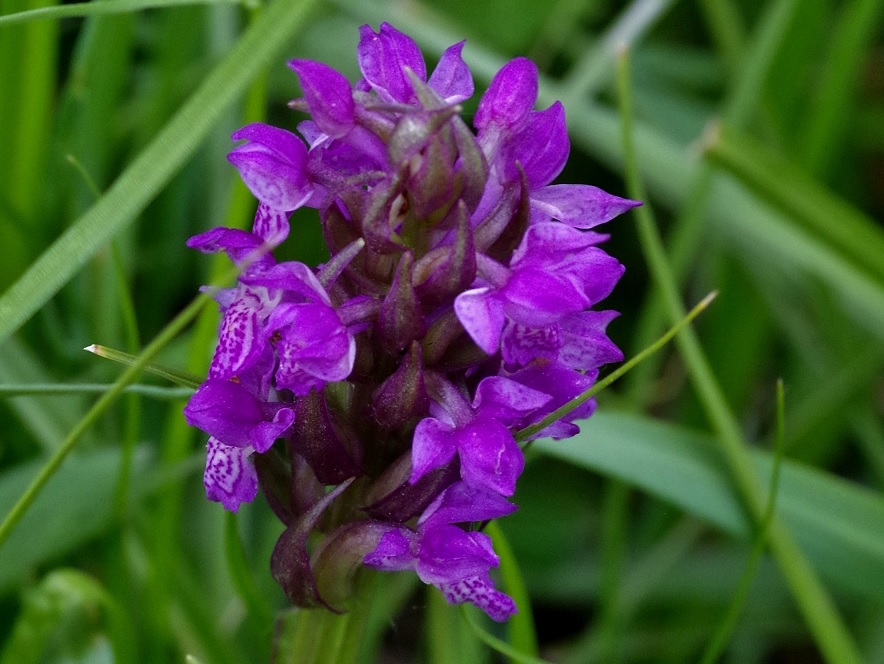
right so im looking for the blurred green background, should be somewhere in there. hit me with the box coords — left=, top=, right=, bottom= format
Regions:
left=0, top=0, right=883, bottom=661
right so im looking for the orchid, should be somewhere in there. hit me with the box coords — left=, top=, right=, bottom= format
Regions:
left=184, top=21, right=637, bottom=622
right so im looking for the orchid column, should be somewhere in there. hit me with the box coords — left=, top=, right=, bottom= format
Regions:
left=184, top=22, right=638, bottom=625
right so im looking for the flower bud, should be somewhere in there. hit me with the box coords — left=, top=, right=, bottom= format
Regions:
left=290, top=390, right=362, bottom=484
left=376, top=252, right=426, bottom=353
left=371, top=342, right=429, bottom=430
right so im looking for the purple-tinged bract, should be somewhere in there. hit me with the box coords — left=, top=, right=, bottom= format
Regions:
left=184, top=22, right=638, bottom=622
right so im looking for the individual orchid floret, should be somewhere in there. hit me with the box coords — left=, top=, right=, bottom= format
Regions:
left=183, top=378, right=294, bottom=453
left=410, top=374, right=550, bottom=496
left=455, top=222, right=624, bottom=361
left=243, top=261, right=356, bottom=395
left=364, top=482, right=517, bottom=621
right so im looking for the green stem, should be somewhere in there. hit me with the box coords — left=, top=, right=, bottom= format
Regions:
left=275, top=573, right=377, bottom=664
left=617, top=47, right=863, bottom=664
left=697, top=381, right=785, bottom=664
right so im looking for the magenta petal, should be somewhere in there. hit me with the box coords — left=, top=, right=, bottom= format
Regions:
left=475, top=57, right=538, bottom=133
left=511, top=221, right=604, bottom=269
left=357, top=22, right=426, bottom=103
left=411, top=417, right=458, bottom=484
left=558, top=310, right=624, bottom=370
left=419, top=481, right=517, bottom=528
left=531, top=184, right=641, bottom=228
left=363, top=528, right=418, bottom=571
left=506, top=102, right=569, bottom=189
left=186, top=227, right=274, bottom=271
left=228, top=123, right=311, bottom=211
left=501, top=322, right=562, bottom=367
left=268, top=302, right=355, bottom=394
left=427, top=40, right=473, bottom=103
left=456, top=416, right=523, bottom=496
left=503, top=267, right=589, bottom=325
left=252, top=203, right=290, bottom=245
left=289, top=59, right=355, bottom=138
left=184, top=378, right=293, bottom=451
left=243, top=261, right=330, bottom=304
left=453, top=287, right=506, bottom=354
left=508, top=360, right=597, bottom=440
left=209, top=290, right=268, bottom=379
left=471, top=375, right=551, bottom=425
left=441, top=574, right=517, bottom=622
left=416, top=525, right=498, bottom=585
left=204, top=437, right=258, bottom=512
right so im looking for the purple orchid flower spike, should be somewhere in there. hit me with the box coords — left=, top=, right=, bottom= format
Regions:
left=184, top=20, right=637, bottom=623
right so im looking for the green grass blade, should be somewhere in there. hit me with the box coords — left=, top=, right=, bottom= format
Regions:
left=486, top=520, right=539, bottom=660
left=0, top=0, right=319, bottom=348
left=535, top=411, right=884, bottom=604
left=697, top=380, right=786, bottom=664
left=85, top=344, right=202, bottom=389
left=0, top=0, right=240, bottom=26
left=617, top=47, right=864, bottom=664
left=703, top=122, right=884, bottom=287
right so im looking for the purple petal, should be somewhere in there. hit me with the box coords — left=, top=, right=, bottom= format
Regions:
left=557, top=310, right=623, bottom=370
left=428, top=40, right=473, bottom=103
left=507, top=360, right=597, bottom=440
left=208, top=288, right=271, bottom=379
left=503, top=267, right=589, bottom=326
left=474, top=57, right=537, bottom=134
left=440, top=574, right=516, bottom=622
left=501, top=322, right=563, bottom=367
left=506, top=102, right=569, bottom=189
left=228, top=123, right=311, bottom=211
left=411, top=417, right=459, bottom=484
left=453, top=287, right=506, bottom=355
left=471, top=376, right=551, bottom=425
left=242, top=261, right=330, bottom=305
left=566, top=249, right=625, bottom=305
left=419, top=481, right=517, bottom=528
left=184, top=379, right=294, bottom=452
left=416, top=524, right=498, bottom=585
left=363, top=528, right=418, bottom=571
left=289, top=59, right=356, bottom=138
left=511, top=221, right=605, bottom=270
left=204, top=437, right=258, bottom=512
left=269, top=302, right=355, bottom=395
left=186, top=227, right=274, bottom=271
left=357, top=22, right=426, bottom=103
left=531, top=184, right=641, bottom=228
left=456, top=416, right=524, bottom=496
left=252, top=203, right=291, bottom=245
